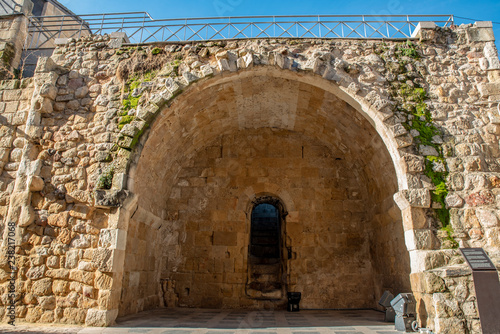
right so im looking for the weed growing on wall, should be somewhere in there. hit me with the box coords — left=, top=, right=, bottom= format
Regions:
left=380, top=41, right=457, bottom=248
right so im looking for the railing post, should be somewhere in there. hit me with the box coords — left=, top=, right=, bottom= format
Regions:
left=36, top=17, right=44, bottom=48
left=363, top=15, right=366, bottom=38
left=78, top=18, right=84, bottom=39
left=183, top=18, right=187, bottom=41
left=318, top=15, right=321, bottom=38
left=58, top=15, right=65, bottom=38
left=100, top=13, right=105, bottom=35
left=407, top=15, right=411, bottom=37
left=140, top=13, right=146, bottom=43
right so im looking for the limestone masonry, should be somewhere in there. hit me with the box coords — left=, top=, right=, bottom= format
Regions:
left=0, top=19, right=499, bottom=334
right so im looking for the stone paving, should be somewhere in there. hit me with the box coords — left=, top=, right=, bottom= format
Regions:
left=0, top=309, right=401, bottom=334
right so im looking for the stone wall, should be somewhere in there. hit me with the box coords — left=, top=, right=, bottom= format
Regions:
left=154, top=127, right=405, bottom=310
left=0, top=21, right=498, bottom=334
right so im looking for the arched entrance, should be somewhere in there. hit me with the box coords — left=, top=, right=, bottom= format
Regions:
left=246, top=197, right=288, bottom=301
left=120, top=67, right=411, bottom=316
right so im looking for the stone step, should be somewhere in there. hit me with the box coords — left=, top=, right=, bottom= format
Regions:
left=251, top=273, right=280, bottom=283
left=251, top=264, right=281, bottom=275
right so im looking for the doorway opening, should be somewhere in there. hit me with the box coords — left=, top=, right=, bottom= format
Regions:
left=246, top=198, right=288, bottom=301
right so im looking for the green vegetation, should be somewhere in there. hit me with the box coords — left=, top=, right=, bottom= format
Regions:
left=97, top=167, right=114, bottom=189
left=151, top=47, right=163, bottom=55
left=121, top=70, right=156, bottom=116
left=384, top=41, right=456, bottom=248
left=118, top=115, right=135, bottom=130
left=397, top=40, right=420, bottom=59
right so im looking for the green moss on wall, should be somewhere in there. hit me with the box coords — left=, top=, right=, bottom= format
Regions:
left=383, top=41, right=457, bottom=248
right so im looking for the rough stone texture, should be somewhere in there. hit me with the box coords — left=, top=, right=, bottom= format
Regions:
left=0, top=21, right=498, bottom=334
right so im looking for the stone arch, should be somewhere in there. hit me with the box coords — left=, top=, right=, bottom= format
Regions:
left=115, top=64, right=413, bottom=316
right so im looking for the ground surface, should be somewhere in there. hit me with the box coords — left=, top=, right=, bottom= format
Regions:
left=0, top=309, right=400, bottom=334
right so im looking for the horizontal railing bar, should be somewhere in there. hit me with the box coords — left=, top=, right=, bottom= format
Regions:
left=29, top=19, right=455, bottom=26
left=28, top=13, right=453, bottom=19
left=24, top=12, right=456, bottom=49
left=27, top=20, right=454, bottom=30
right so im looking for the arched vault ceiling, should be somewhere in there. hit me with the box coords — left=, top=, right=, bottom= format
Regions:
left=132, top=69, right=397, bottom=216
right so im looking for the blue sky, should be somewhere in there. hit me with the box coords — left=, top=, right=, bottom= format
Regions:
left=59, top=0, right=499, bottom=49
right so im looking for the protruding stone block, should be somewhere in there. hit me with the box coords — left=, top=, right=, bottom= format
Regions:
left=85, top=308, right=118, bottom=327
left=394, top=189, right=431, bottom=210
left=405, top=229, right=438, bottom=251
left=35, top=57, right=57, bottom=74
left=402, top=207, right=428, bottom=231
left=94, top=189, right=129, bottom=208
left=411, top=21, right=437, bottom=38
left=54, top=38, right=69, bottom=46
left=466, top=22, right=495, bottom=43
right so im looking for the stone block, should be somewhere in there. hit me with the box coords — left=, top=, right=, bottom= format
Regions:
left=92, top=248, right=116, bottom=272
left=213, top=232, right=237, bottom=246
left=434, top=315, right=466, bottom=334
left=445, top=193, right=464, bottom=208
left=47, top=211, right=69, bottom=228
left=467, top=25, right=495, bottom=43
left=164, top=77, right=181, bottom=95
left=410, top=272, right=446, bottom=294
left=475, top=209, right=499, bottom=228
left=409, top=250, right=449, bottom=273
left=111, top=32, right=130, bottom=42
left=39, top=83, right=57, bottom=100
left=136, top=104, right=160, bottom=123
left=218, top=59, right=230, bottom=72
left=98, top=228, right=127, bottom=250
left=85, top=308, right=117, bottom=327
left=45, top=269, right=70, bottom=279
left=94, top=189, right=128, bottom=208
left=117, top=135, right=134, bottom=149
left=69, top=204, right=94, bottom=219
left=402, top=154, right=425, bottom=173
left=69, top=269, right=94, bottom=285
left=112, top=172, right=127, bottom=190
left=95, top=271, right=114, bottom=290
left=405, top=229, right=438, bottom=251
left=35, top=57, right=58, bottom=73
left=54, top=38, right=69, bottom=46
left=200, top=64, right=214, bottom=77
left=394, top=189, right=431, bottom=210
left=182, top=71, right=199, bottom=85
left=26, top=265, right=47, bottom=280
left=29, top=175, right=45, bottom=192
left=32, top=278, right=52, bottom=296
left=477, top=82, right=500, bottom=97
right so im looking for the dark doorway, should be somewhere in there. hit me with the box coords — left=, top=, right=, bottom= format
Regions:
left=250, top=203, right=280, bottom=258
left=246, top=202, right=286, bottom=300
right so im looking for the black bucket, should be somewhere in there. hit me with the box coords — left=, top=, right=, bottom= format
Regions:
left=287, top=292, right=301, bottom=312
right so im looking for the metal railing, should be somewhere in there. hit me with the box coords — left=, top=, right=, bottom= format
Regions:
left=25, top=13, right=455, bottom=49
left=0, top=0, right=22, bottom=16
